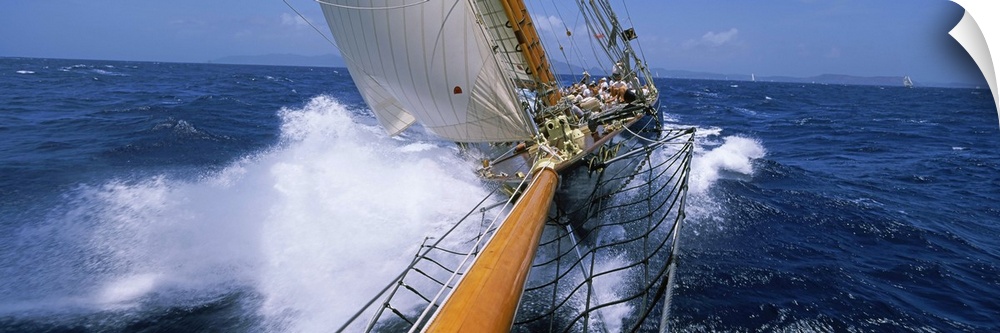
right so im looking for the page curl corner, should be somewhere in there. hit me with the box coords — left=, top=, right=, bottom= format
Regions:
left=949, top=1, right=999, bottom=126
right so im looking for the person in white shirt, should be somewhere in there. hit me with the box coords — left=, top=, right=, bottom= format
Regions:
left=581, top=81, right=596, bottom=98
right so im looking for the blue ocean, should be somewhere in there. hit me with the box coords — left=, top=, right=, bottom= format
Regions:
left=1, top=57, right=997, bottom=332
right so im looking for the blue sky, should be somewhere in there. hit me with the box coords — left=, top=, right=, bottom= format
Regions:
left=0, top=0, right=990, bottom=85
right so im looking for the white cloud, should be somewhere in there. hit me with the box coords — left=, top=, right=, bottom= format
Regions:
left=533, top=15, right=563, bottom=33
left=681, top=28, right=740, bottom=49
left=281, top=13, right=310, bottom=29
left=701, top=28, right=739, bottom=46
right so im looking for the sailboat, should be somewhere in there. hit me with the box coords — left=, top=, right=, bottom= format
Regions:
left=313, top=0, right=695, bottom=331
left=903, top=75, right=914, bottom=88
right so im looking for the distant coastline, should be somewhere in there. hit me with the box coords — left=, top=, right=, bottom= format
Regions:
left=1, top=55, right=983, bottom=89
left=211, top=54, right=984, bottom=89
left=544, top=59, right=983, bottom=89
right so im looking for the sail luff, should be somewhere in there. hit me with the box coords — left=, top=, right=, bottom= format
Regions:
left=496, top=0, right=561, bottom=106
left=465, top=0, right=542, bottom=137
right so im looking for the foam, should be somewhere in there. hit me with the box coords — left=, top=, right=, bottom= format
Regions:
left=255, top=96, right=489, bottom=331
left=664, top=125, right=767, bottom=230
left=1, top=95, right=767, bottom=331
left=0, top=96, right=488, bottom=332
left=688, top=135, right=766, bottom=195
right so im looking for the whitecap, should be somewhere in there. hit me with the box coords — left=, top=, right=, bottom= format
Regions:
left=688, top=135, right=766, bottom=195
left=91, top=69, right=127, bottom=77
left=1, top=95, right=488, bottom=329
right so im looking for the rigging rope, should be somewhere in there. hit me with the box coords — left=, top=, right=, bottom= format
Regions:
left=618, top=0, right=651, bottom=77
left=332, top=126, right=696, bottom=333
left=282, top=0, right=338, bottom=48
left=314, top=0, right=430, bottom=10
left=531, top=0, right=577, bottom=85
left=404, top=166, right=532, bottom=333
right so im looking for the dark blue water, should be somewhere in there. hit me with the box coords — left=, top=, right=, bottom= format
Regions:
left=1, top=58, right=998, bottom=332
left=664, top=80, right=1000, bottom=332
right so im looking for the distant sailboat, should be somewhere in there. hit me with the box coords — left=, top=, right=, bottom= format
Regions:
left=751, top=73, right=756, bottom=82
left=903, top=75, right=914, bottom=88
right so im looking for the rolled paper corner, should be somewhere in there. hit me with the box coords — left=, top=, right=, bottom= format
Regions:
left=949, top=1, right=999, bottom=127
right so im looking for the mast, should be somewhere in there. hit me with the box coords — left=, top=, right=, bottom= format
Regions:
left=496, top=0, right=561, bottom=106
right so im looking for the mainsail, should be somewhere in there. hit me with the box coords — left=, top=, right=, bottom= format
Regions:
left=318, top=0, right=538, bottom=143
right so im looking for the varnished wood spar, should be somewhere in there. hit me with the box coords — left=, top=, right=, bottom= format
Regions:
left=498, top=0, right=561, bottom=106
left=423, top=166, right=559, bottom=333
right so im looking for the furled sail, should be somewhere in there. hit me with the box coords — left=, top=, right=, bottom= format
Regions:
left=318, top=0, right=537, bottom=143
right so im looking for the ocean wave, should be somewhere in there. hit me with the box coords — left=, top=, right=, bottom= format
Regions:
left=56, top=64, right=128, bottom=76
left=90, top=69, right=128, bottom=77
left=150, top=118, right=228, bottom=141
left=0, top=95, right=488, bottom=332
left=58, top=64, right=90, bottom=71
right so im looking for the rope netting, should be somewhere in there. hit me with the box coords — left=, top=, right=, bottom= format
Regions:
left=514, top=127, right=694, bottom=333
left=336, top=127, right=695, bottom=333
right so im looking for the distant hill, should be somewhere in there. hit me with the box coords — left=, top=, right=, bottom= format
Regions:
left=555, top=66, right=926, bottom=87
left=551, top=60, right=613, bottom=78
left=647, top=69, right=734, bottom=81
left=763, top=74, right=909, bottom=87
left=644, top=68, right=913, bottom=87
left=643, top=68, right=982, bottom=89
left=212, top=54, right=981, bottom=89
left=211, top=53, right=345, bottom=68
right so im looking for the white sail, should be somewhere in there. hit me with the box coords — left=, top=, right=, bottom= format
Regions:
left=318, top=0, right=536, bottom=142
left=469, top=0, right=538, bottom=89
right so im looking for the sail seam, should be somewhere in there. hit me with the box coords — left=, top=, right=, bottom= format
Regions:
left=315, top=0, right=429, bottom=10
